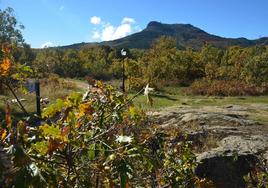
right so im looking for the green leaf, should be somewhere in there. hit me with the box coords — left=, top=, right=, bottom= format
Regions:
left=42, top=99, right=65, bottom=118
left=39, top=124, right=61, bottom=139
left=88, top=144, right=96, bottom=160
left=129, top=106, right=137, bottom=118
left=67, top=92, right=82, bottom=106
left=32, top=141, right=48, bottom=156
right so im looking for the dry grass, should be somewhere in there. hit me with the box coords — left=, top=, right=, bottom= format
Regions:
left=0, top=76, right=80, bottom=115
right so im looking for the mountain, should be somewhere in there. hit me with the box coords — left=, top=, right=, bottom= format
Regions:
left=61, top=21, right=268, bottom=50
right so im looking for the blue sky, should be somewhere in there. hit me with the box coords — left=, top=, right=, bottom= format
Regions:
left=1, top=0, right=268, bottom=48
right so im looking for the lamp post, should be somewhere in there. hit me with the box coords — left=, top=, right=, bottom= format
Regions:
left=121, top=48, right=127, bottom=92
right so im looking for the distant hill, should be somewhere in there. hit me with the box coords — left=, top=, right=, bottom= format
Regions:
left=60, top=21, right=268, bottom=50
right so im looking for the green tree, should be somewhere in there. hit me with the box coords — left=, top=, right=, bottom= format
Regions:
left=79, top=46, right=112, bottom=79
left=63, top=49, right=83, bottom=77
left=244, top=46, right=268, bottom=84
left=13, top=43, right=36, bottom=66
left=0, top=7, right=24, bottom=45
left=142, top=36, right=178, bottom=87
left=174, top=48, right=201, bottom=84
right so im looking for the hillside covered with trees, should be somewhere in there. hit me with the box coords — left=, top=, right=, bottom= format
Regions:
left=61, top=21, right=268, bottom=50
left=1, top=8, right=268, bottom=97
left=27, top=36, right=268, bottom=96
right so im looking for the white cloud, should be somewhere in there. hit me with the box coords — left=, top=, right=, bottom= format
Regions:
left=90, top=16, right=101, bottom=25
left=41, top=42, right=54, bottom=48
left=121, top=17, right=135, bottom=24
left=101, top=23, right=132, bottom=41
left=90, top=17, right=139, bottom=41
left=101, top=25, right=115, bottom=41
left=92, top=31, right=101, bottom=39
left=59, top=5, right=64, bottom=11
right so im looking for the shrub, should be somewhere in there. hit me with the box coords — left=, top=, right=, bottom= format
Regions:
left=189, top=79, right=268, bottom=96
left=244, top=155, right=268, bottom=187
left=40, top=74, right=60, bottom=88
left=128, top=77, right=145, bottom=91
left=0, top=82, right=212, bottom=187
left=40, top=74, right=76, bottom=90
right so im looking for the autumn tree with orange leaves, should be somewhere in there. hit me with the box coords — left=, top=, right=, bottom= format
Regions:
left=0, top=45, right=12, bottom=76
left=0, top=8, right=33, bottom=117
left=0, top=7, right=24, bottom=91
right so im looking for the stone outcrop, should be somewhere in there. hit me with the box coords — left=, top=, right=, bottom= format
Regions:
left=149, top=105, right=268, bottom=188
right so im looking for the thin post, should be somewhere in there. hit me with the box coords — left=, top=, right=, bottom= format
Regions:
left=35, top=81, right=41, bottom=116
left=122, top=59, right=125, bottom=92
left=120, top=48, right=127, bottom=93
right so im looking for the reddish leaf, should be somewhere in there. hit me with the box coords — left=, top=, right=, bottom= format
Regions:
left=5, top=103, right=12, bottom=129
left=47, top=137, right=64, bottom=155
left=61, top=126, right=70, bottom=137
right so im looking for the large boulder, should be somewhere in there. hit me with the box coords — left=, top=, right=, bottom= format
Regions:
left=149, top=105, right=268, bottom=188
left=196, top=135, right=268, bottom=188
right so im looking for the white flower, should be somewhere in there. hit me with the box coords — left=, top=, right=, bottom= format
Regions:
left=29, top=163, right=39, bottom=176
left=82, top=90, right=90, bottom=101
left=28, top=135, right=36, bottom=142
left=116, top=135, right=133, bottom=143
left=144, top=84, right=154, bottom=96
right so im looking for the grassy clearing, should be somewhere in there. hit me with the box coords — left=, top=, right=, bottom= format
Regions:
left=0, top=78, right=81, bottom=116
left=1, top=79, right=268, bottom=124
left=129, top=86, right=268, bottom=110
left=127, top=86, right=268, bottom=124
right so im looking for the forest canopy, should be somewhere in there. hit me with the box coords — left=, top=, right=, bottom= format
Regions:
left=29, top=37, right=268, bottom=96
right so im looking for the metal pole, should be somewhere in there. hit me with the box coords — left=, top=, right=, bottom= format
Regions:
left=122, top=59, right=125, bottom=92
left=35, top=81, right=41, bottom=116
left=120, top=48, right=128, bottom=93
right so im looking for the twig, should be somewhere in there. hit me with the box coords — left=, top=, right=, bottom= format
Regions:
left=30, top=154, right=66, bottom=166
left=4, top=82, right=28, bottom=116
left=88, top=88, right=145, bottom=142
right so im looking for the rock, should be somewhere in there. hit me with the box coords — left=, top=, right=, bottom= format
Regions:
left=196, top=154, right=258, bottom=188
left=180, top=113, right=199, bottom=122
left=224, top=105, right=249, bottom=111
left=148, top=105, right=268, bottom=188
left=219, top=135, right=268, bottom=155
left=195, top=135, right=268, bottom=188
